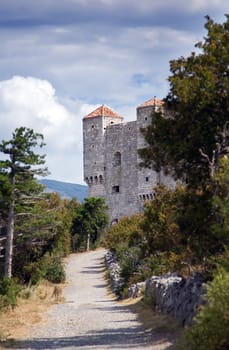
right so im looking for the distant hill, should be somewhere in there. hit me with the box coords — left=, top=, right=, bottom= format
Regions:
left=40, top=179, right=88, bottom=202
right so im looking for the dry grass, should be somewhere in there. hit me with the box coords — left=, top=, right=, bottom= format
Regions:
left=0, top=281, right=65, bottom=343
left=120, top=297, right=183, bottom=348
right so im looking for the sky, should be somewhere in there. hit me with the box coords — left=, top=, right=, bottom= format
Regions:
left=0, top=1, right=228, bottom=184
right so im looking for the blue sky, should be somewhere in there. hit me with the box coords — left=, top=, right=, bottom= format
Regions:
left=0, top=0, right=228, bottom=184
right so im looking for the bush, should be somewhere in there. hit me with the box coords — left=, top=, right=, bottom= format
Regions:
left=0, top=277, right=21, bottom=310
left=104, top=214, right=143, bottom=253
left=24, top=261, right=45, bottom=285
left=184, top=270, right=229, bottom=350
left=117, top=246, right=142, bottom=284
left=44, top=256, right=66, bottom=283
left=24, top=254, right=66, bottom=285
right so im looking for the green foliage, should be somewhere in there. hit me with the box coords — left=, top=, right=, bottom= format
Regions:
left=23, top=261, right=44, bottom=285
left=0, top=277, right=21, bottom=310
left=212, top=156, right=229, bottom=243
left=23, top=254, right=66, bottom=285
left=183, top=270, right=229, bottom=350
left=102, top=18, right=229, bottom=343
left=11, top=192, right=75, bottom=283
left=0, top=127, right=48, bottom=278
left=175, top=187, right=219, bottom=263
left=118, top=246, right=142, bottom=283
left=139, top=15, right=229, bottom=186
left=105, top=180, right=229, bottom=290
left=138, top=252, right=181, bottom=279
left=44, top=256, right=66, bottom=284
left=140, top=185, right=182, bottom=255
left=104, top=214, right=145, bottom=289
left=71, top=197, right=109, bottom=251
left=137, top=17, right=229, bottom=282
left=203, top=156, right=229, bottom=275
left=103, top=214, right=143, bottom=253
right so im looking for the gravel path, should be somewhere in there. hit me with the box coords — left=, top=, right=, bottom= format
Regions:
left=10, top=249, right=174, bottom=350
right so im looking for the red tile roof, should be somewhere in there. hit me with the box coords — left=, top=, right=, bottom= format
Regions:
left=83, top=105, right=123, bottom=119
left=138, top=98, right=164, bottom=108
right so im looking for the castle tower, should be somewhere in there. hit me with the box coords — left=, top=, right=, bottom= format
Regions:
left=137, top=98, right=175, bottom=206
left=83, top=98, right=175, bottom=223
left=83, top=105, right=123, bottom=198
left=137, top=98, right=164, bottom=205
left=104, top=120, right=139, bottom=222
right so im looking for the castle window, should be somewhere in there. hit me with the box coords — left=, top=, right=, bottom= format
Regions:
left=112, top=185, right=120, bottom=193
left=145, top=176, right=149, bottom=182
left=90, top=176, right=93, bottom=183
left=94, top=176, right=98, bottom=183
left=91, top=125, right=95, bottom=130
left=99, top=175, right=103, bottom=183
left=157, top=171, right=161, bottom=185
left=145, top=117, right=148, bottom=121
left=113, top=151, right=121, bottom=166
left=110, top=121, right=114, bottom=124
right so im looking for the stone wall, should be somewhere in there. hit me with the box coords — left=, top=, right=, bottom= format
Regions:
left=104, top=121, right=140, bottom=221
left=105, top=251, right=205, bottom=326
left=131, top=273, right=205, bottom=326
left=104, top=251, right=124, bottom=295
left=83, top=115, right=106, bottom=198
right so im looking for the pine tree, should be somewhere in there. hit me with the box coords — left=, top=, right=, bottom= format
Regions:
left=0, top=127, right=48, bottom=278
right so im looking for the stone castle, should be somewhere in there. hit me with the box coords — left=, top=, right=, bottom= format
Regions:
left=83, top=98, right=175, bottom=223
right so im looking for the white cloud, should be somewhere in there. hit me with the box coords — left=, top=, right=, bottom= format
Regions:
left=0, top=0, right=227, bottom=184
left=186, top=0, right=227, bottom=12
left=0, top=76, right=96, bottom=184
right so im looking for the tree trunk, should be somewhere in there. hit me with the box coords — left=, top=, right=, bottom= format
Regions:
left=4, top=201, right=14, bottom=278
left=157, top=170, right=161, bottom=185
left=4, top=168, right=15, bottom=278
left=86, top=233, right=90, bottom=251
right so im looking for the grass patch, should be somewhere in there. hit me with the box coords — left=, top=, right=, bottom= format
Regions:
left=0, top=280, right=65, bottom=345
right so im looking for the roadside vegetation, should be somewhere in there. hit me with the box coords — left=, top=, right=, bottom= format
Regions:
left=104, top=15, right=229, bottom=350
left=0, top=127, right=109, bottom=340
left=0, top=15, right=228, bottom=349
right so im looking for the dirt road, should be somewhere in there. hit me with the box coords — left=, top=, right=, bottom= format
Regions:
left=8, top=249, right=174, bottom=349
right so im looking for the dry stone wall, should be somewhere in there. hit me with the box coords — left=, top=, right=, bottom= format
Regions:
left=105, top=251, right=205, bottom=326
left=104, top=251, right=124, bottom=295
left=143, top=273, right=205, bottom=326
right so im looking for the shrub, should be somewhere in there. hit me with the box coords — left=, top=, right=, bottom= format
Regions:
left=24, top=254, right=66, bottom=285
left=184, top=270, right=229, bottom=350
left=44, top=256, right=66, bottom=283
left=24, top=261, right=45, bottom=285
left=0, top=277, right=21, bottom=310
left=117, top=246, right=142, bottom=284
left=104, top=214, right=143, bottom=253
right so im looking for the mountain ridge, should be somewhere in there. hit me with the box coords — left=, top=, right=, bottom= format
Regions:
left=40, top=179, right=88, bottom=202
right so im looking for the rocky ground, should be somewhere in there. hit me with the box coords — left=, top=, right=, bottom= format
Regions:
left=3, top=249, right=175, bottom=350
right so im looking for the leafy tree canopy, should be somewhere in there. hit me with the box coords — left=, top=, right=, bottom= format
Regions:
left=139, top=15, right=229, bottom=187
left=71, top=197, right=109, bottom=251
